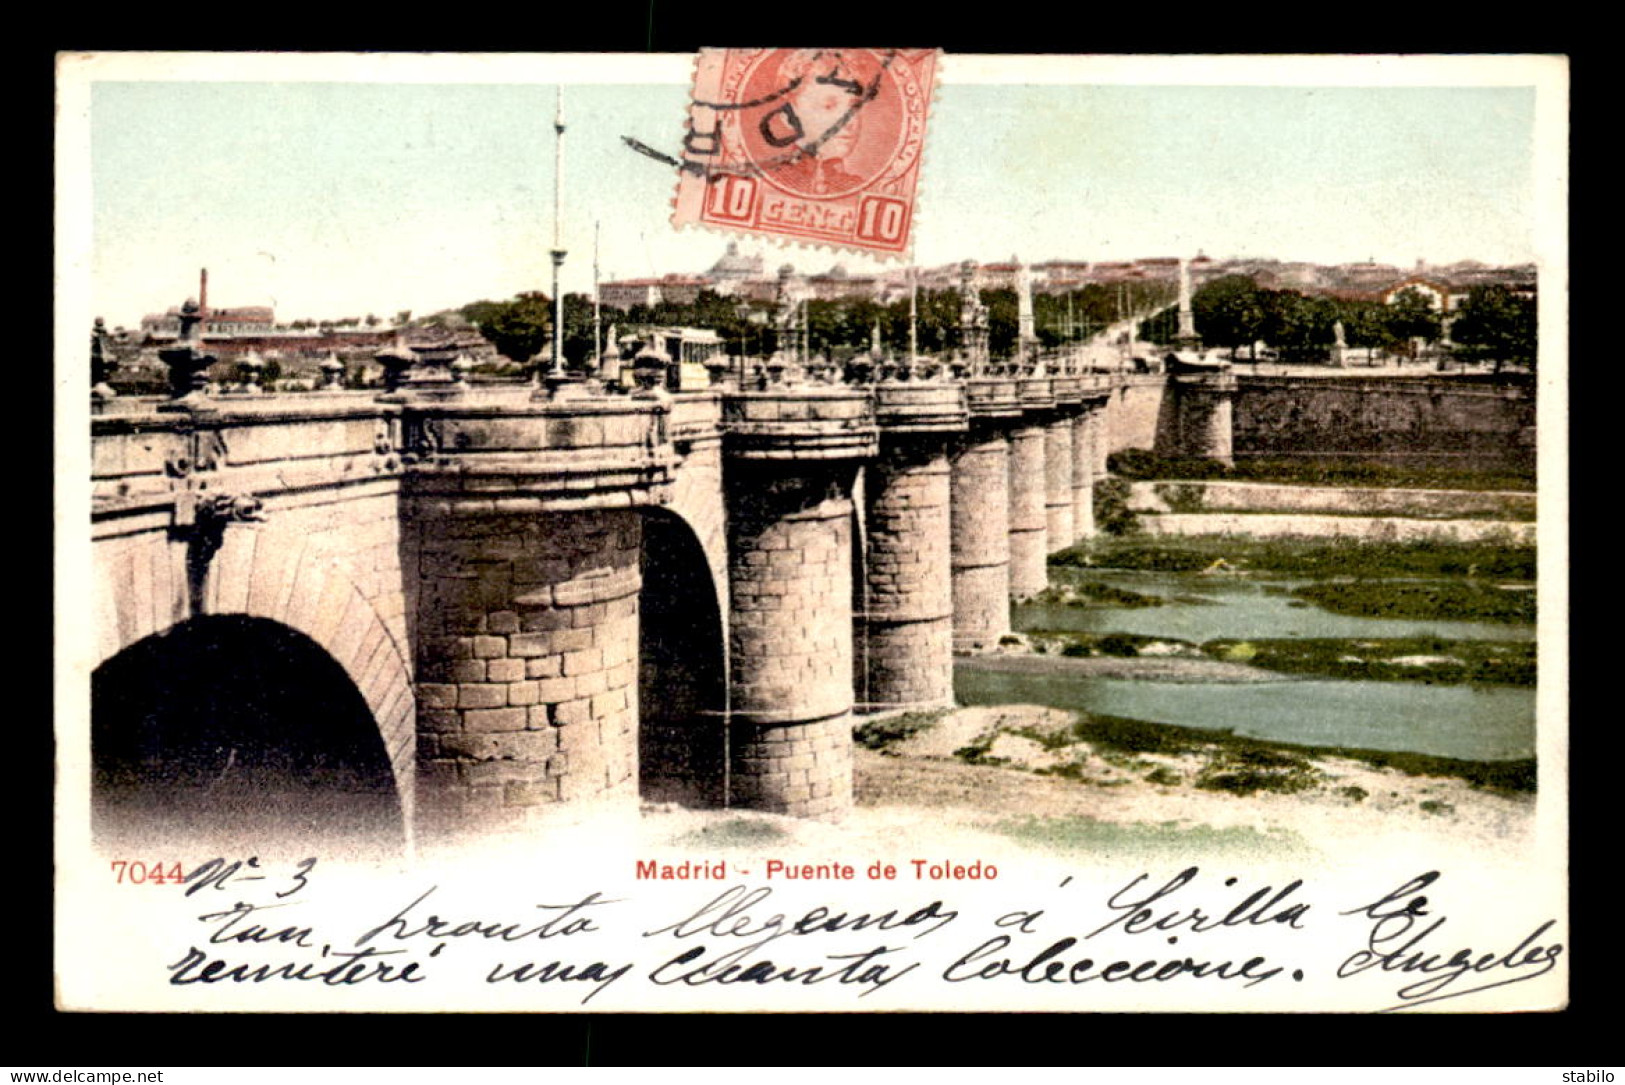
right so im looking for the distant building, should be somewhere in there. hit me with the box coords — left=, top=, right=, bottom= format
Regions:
left=705, top=241, right=764, bottom=289
left=1381, top=275, right=1462, bottom=312
left=599, top=279, right=665, bottom=310
left=141, top=304, right=276, bottom=337
left=599, top=274, right=712, bottom=310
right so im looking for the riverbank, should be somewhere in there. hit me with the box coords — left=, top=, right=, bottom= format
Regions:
left=852, top=703, right=1535, bottom=859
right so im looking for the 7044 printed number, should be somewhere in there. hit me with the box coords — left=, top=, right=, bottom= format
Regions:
left=109, top=859, right=184, bottom=885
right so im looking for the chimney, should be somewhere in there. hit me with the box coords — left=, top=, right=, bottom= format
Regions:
left=199, top=268, right=209, bottom=319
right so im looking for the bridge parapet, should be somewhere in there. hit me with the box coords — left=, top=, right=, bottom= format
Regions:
left=397, top=392, right=676, bottom=517
left=963, top=376, right=1022, bottom=419
left=92, top=395, right=402, bottom=536
left=721, top=388, right=878, bottom=462
left=1050, top=375, right=1083, bottom=405
left=872, top=381, right=968, bottom=436
left=1018, top=376, right=1056, bottom=413
left=666, top=390, right=724, bottom=446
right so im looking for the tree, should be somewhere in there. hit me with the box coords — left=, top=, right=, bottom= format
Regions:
left=1193, top=275, right=1267, bottom=358
left=1450, top=285, right=1536, bottom=372
left=982, top=288, right=1018, bottom=358
left=1261, top=290, right=1338, bottom=363
left=1382, top=288, right=1443, bottom=358
left=466, top=292, right=551, bottom=363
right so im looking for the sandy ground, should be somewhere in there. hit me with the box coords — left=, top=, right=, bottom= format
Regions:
left=851, top=703, right=1536, bottom=859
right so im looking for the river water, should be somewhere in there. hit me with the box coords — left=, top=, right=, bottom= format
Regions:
left=954, top=567, right=1537, bottom=762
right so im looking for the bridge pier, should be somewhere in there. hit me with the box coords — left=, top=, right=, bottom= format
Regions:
left=726, top=467, right=857, bottom=817
left=396, top=392, right=676, bottom=840
left=1096, top=386, right=1117, bottom=478
left=855, top=382, right=967, bottom=711
left=1171, top=371, right=1238, bottom=465
left=951, top=376, right=1022, bottom=651
left=1008, top=378, right=1055, bottom=600
left=410, top=508, right=643, bottom=836
left=721, top=388, right=876, bottom=819
left=1043, top=411, right=1075, bottom=552
left=1071, top=396, right=1106, bottom=541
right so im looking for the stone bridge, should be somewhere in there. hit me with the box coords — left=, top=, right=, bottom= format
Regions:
left=87, top=319, right=1531, bottom=848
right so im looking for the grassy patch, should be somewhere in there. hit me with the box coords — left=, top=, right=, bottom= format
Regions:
left=1195, top=746, right=1321, bottom=796
left=1200, top=637, right=1536, bottom=686
left=952, top=708, right=1536, bottom=795
left=982, top=814, right=1311, bottom=860
left=1027, top=630, right=1199, bottom=659
left=853, top=709, right=951, bottom=753
left=1027, top=581, right=1166, bottom=608
left=1093, top=477, right=1141, bottom=536
left=1107, top=448, right=1534, bottom=492
left=1292, top=580, right=1535, bottom=623
left=1325, top=749, right=1536, bottom=794
left=1051, top=535, right=1536, bottom=581
left=669, top=818, right=791, bottom=848
left=1145, top=766, right=1184, bottom=787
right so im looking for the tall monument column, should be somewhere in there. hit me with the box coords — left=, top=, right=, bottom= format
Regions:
left=1016, top=256, right=1038, bottom=361
left=722, top=386, right=876, bottom=818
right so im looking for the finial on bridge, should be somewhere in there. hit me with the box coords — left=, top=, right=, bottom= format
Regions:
left=158, top=298, right=218, bottom=408
left=91, top=317, right=118, bottom=401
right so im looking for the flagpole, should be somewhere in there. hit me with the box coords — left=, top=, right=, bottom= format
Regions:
left=593, top=219, right=602, bottom=365
left=549, top=85, right=567, bottom=384
left=909, top=267, right=918, bottom=363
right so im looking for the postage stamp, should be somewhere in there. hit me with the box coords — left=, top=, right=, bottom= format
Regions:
left=670, top=48, right=939, bottom=257
left=53, top=52, right=1568, bottom=1018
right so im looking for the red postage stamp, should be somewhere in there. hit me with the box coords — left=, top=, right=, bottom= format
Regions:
left=671, top=48, right=939, bottom=258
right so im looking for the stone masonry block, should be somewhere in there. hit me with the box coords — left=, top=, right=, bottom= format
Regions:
left=458, top=684, right=508, bottom=709
left=463, top=706, right=528, bottom=733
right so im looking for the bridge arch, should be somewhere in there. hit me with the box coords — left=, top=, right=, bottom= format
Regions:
left=638, top=505, right=728, bottom=807
left=91, top=526, right=415, bottom=846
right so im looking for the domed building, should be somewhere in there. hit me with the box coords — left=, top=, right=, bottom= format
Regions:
left=705, top=241, right=765, bottom=295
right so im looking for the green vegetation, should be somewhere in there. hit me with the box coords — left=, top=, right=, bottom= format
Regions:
left=669, top=817, right=791, bottom=847
left=980, top=814, right=1309, bottom=860
left=1449, top=285, right=1537, bottom=372
left=1200, top=637, right=1535, bottom=687
left=1137, top=275, right=1525, bottom=365
left=853, top=709, right=951, bottom=752
left=1107, top=448, right=1534, bottom=493
left=1092, top=477, right=1140, bottom=535
left=1291, top=579, right=1535, bottom=623
left=1051, top=535, right=1537, bottom=582
left=1025, top=620, right=1532, bottom=686
left=1027, top=582, right=1166, bottom=609
left=954, top=708, right=1534, bottom=795
left=1195, top=747, right=1320, bottom=796
left=1022, top=630, right=1196, bottom=659
left=459, top=278, right=1177, bottom=369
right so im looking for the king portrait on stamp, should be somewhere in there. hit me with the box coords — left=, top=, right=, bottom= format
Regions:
left=672, top=48, right=939, bottom=257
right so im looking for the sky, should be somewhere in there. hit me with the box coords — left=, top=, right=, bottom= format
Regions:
left=68, top=54, right=1555, bottom=329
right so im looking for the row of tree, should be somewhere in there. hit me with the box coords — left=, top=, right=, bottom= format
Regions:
left=456, top=280, right=1177, bottom=367
left=1140, top=275, right=1535, bottom=369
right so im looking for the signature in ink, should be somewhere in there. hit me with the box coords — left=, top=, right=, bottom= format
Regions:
left=1339, top=872, right=1563, bottom=1011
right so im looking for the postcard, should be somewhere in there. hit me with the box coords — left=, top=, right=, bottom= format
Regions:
left=56, top=51, right=1567, bottom=1013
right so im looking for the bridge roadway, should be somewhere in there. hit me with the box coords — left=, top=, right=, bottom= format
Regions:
left=84, top=348, right=1223, bottom=845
